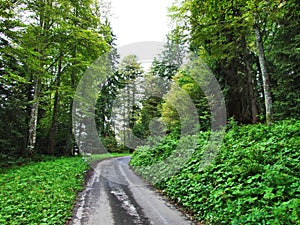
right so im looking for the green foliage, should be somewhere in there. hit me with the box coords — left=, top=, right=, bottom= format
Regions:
left=170, top=0, right=300, bottom=123
left=99, top=55, right=144, bottom=152
left=130, top=119, right=300, bottom=224
left=268, top=0, right=300, bottom=120
left=0, top=157, right=89, bottom=224
left=130, top=135, right=179, bottom=168
left=161, top=63, right=211, bottom=134
left=0, top=0, right=113, bottom=157
left=0, top=154, right=57, bottom=171
left=100, top=136, right=122, bottom=153
left=132, top=96, right=163, bottom=139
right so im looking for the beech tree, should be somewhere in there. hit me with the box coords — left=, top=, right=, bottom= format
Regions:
left=0, top=0, right=112, bottom=157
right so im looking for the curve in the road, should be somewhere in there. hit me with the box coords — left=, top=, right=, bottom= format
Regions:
left=69, top=157, right=194, bottom=225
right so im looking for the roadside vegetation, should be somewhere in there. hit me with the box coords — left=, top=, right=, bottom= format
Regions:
left=129, top=1, right=299, bottom=223
left=1, top=0, right=299, bottom=224
left=0, top=153, right=129, bottom=225
left=130, top=119, right=300, bottom=224
left=0, top=157, right=88, bottom=224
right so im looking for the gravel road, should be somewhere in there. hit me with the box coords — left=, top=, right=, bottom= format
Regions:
left=68, top=156, right=194, bottom=225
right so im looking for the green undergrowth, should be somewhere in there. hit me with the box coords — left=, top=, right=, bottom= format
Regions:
left=130, top=119, right=300, bottom=224
left=0, top=154, right=58, bottom=172
left=0, top=157, right=88, bottom=224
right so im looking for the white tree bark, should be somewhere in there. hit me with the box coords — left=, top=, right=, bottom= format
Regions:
left=27, top=79, right=40, bottom=157
left=255, top=26, right=273, bottom=125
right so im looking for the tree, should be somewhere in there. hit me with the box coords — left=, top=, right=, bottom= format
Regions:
left=0, top=0, right=113, bottom=158
left=44, top=0, right=112, bottom=155
left=244, top=0, right=283, bottom=125
left=95, top=40, right=121, bottom=152
left=98, top=55, right=144, bottom=151
left=0, top=0, right=29, bottom=156
left=169, top=0, right=297, bottom=125
left=267, top=0, right=300, bottom=119
left=161, top=63, right=211, bottom=134
left=13, top=0, right=52, bottom=157
left=151, top=35, right=186, bottom=80
left=170, top=0, right=256, bottom=123
left=131, top=36, right=187, bottom=137
left=132, top=73, right=165, bottom=139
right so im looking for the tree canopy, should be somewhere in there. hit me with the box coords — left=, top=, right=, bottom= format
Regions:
left=0, top=0, right=299, bottom=159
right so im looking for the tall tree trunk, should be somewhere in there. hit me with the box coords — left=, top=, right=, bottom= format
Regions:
left=26, top=0, right=51, bottom=157
left=26, top=78, right=41, bottom=158
left=66, top=113, right=73, bottom=156
left=67, top=44, right=78, bottom=156
left=23, top=74, right=33, bottom=157
left=48, top=55, right=62, bottom=155
left=243, top=37, right=258, bottom=124
left=254, top=25, right=273, bottom=125
left=67, top=68, right=76, bottom=156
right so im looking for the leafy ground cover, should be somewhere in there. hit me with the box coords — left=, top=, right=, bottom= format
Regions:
left=0, top=157, right=88, bottom=224
left=0, top=153, right=129, bottom=225
left=0, top=155, right=58, bottom=172
left=130, top=119, right=300, bottom=224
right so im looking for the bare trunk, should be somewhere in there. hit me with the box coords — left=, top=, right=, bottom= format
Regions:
left=68, top=93, right=75, bottom=155
left=26, top=79, right=41, bottom=158
left=255, top=26, right=273, bottom=125
left=23, top=76, right=33, bottom=156
left=67, top=73, right=75, bottom=156
left=243, top=37, right=258, bottom=124
left=48, top=55, right=62, bottom=155
left=68, top=45, right=77, bottom=156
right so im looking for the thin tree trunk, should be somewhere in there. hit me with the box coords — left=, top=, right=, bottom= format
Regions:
left=23, top=73, right=33, bottom=157
left=66, top=118, right=73, bottom=156
left=67, top=72, right=75, bottom=156
left=26, top=0, right=50, bottom=157
left=67, top=8, right=79, bottom=156
left=68, top=80, right=76, bottom=155
left=26, top=78, right=41, bottom=158
left=48, top=55, right=62, bottom=155
left=243, top=37, right=258, bottom=124
left=254, top=25, right=273, bottom=125
left=67, top=45, right=77, bottom=156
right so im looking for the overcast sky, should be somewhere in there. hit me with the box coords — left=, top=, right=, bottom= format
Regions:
left=110, top=0, right=174, bottom=47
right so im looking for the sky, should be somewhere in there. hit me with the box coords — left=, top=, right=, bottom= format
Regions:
left=110, top=0, right=174, bottom=47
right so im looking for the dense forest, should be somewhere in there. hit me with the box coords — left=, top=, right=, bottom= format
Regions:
left=0, top=0, right=299, bottom=224
left=0, top=0, right=114, bottom=158
left=1, top=0, right=299, bottom=159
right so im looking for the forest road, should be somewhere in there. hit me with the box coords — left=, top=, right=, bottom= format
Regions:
left=68, top=156, right=194, bottom=225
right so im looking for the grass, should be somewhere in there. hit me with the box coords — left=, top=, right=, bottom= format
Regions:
left=0, top=153, right=129, bottom=225
left=87, top=152, right=132, bottom=161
